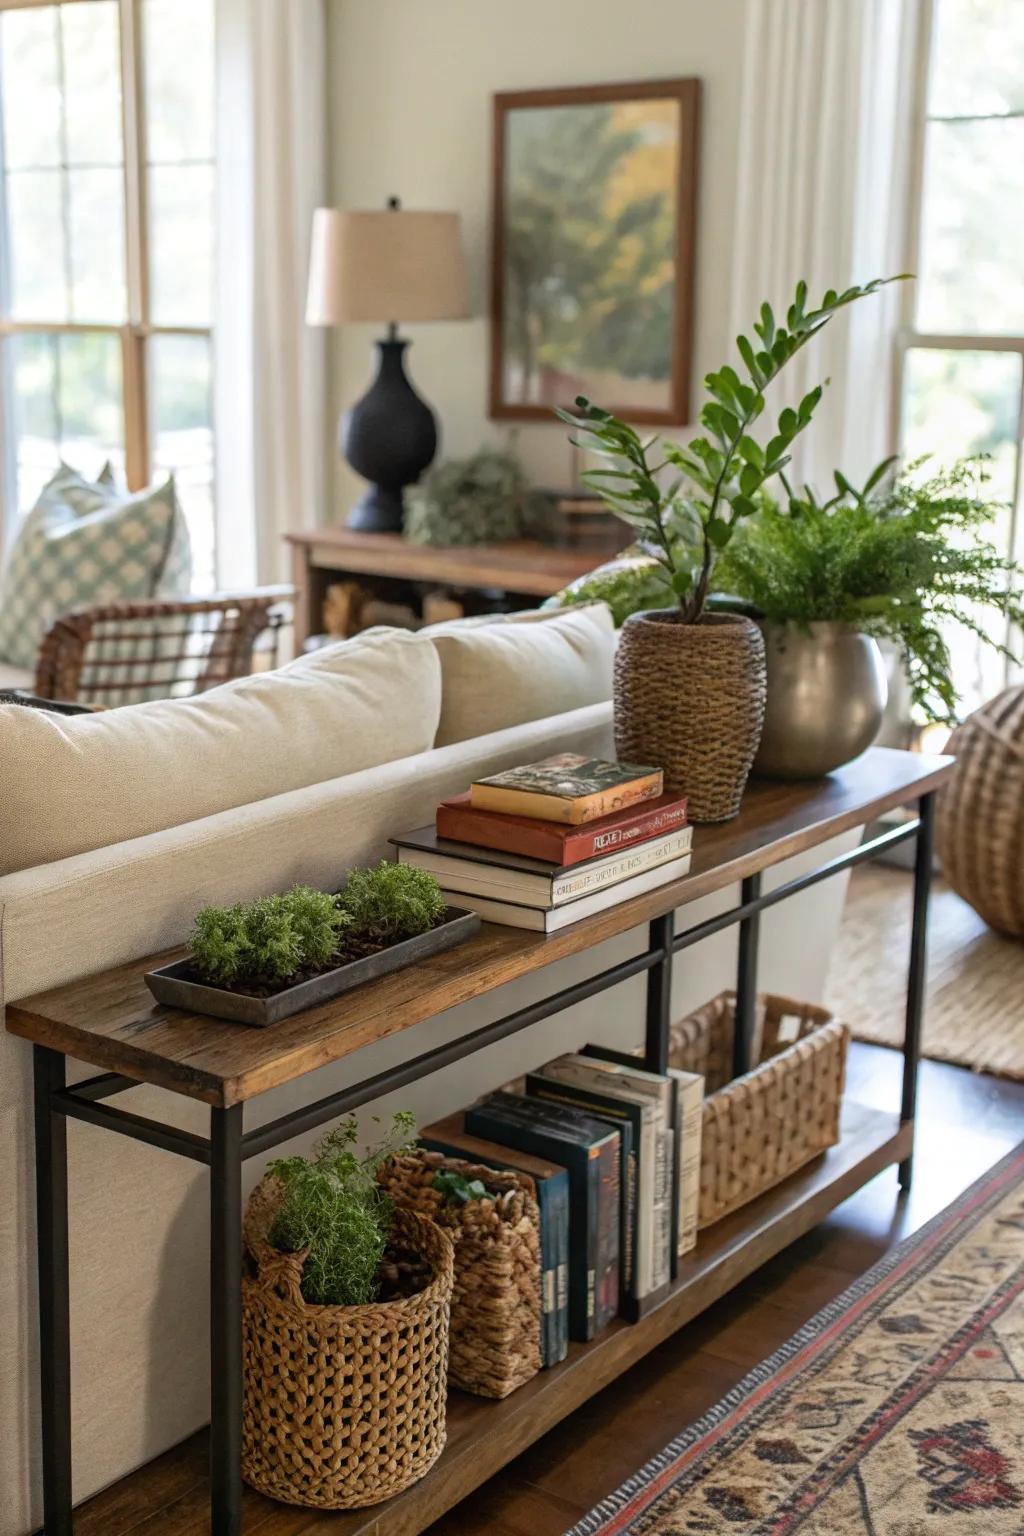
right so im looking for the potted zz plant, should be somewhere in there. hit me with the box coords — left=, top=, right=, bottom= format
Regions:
left=242, top=1112, right=455, bottom=1510
left=558, top=277, right=901, bottom=821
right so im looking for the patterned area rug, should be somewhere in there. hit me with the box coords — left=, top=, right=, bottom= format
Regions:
left=827, top=863, right=1024, bottom=1080
left=567, top=1142, right=1024, bottom=1534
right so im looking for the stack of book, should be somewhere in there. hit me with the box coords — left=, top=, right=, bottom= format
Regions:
left=391, top=752, right=693, bottom=932
left=421, top=1049, right=703, bottom=1358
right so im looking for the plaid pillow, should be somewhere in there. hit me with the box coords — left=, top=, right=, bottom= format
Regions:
left=0, top=465, right=192, bottom=670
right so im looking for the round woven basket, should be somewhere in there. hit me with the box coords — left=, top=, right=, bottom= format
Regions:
left=614, top=609, right=766, bottom=822
left=379, top=1150, right=542, bottom=1399
left=241, top=1176, right=454, bottom=1510
left=936, top=685, right=1024, bottom=937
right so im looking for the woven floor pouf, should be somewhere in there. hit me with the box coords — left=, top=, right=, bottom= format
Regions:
left=669, top=991, right=849, bottom=1228
left=241, top=1176, right=453, bottom=1510
left=379, top=1151, right=542, bottom=1399
left=936, top=685, right=1024, bottom=937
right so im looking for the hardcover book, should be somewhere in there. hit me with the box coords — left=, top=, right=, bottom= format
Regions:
left=392, top=824, right=693, bottom=909
left=470, top=754, right=663, bottom=825
left=435, top=790, right=689, bottom=867
left=437, top=853, right=692, bottom=931
left=465, top=1093, right=620, bottom=1341
left=419, top=1114, right=570, bottom=1365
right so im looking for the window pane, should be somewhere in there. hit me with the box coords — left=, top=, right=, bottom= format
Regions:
left=150, top=334, right=214, bottom=590
left=917, top=118, right=1024, bottom=333
left=930, top=0, right=1024, bottom=117
left=68, top=168, right=126, bottom=321
left=61, top=2, right=123, bottom=166
left=143, top=0, right=214, bottom=163
left=902, top=347, right=1022, bottom=714
left=5, top=171, right=66, bottom=319
left=9, top=331, right=124, bottom=514
left=0, top=7, right=61, bottom=169
left=148, top=164, right=215, bottom=325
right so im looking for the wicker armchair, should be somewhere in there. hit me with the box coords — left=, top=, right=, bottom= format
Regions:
left=33, top=587, right=293, bottom=707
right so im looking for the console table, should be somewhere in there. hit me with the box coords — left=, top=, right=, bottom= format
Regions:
left=285, top=528, right=605, bottom=647
left=6, top=747, right=951, bottom=1536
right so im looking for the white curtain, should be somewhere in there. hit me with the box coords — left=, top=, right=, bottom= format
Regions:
left=729, top=0, right=924, bottom=496
left=214, top=0, right=327, bottom=587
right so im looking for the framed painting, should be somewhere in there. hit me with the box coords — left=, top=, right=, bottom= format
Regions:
left=489, top=78, right=700, bottom=426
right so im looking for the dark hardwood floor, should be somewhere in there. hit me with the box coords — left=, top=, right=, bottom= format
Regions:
left=72, top=1042, right=1023, bottom=1536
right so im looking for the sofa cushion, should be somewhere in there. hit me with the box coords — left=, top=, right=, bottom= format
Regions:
left=427, top=602, right=615, bottom=746
left=0, top=629, right=441, bottom=874
left=0, top=465, right=191, bottom=670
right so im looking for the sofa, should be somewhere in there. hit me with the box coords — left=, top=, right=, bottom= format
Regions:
left=0, top=603, right=856, bottom=1532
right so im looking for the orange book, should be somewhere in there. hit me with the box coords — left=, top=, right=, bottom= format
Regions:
left=469, top=753, right=663, bottom=826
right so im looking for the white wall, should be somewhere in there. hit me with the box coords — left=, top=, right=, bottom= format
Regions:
left=326, top=0, right=748, bottom=516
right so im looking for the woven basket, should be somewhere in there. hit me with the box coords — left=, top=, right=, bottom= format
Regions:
left=936, top=686, right=1024, bottom=937
left=668, top=991, right=849, bottom=1227
left=614, top=610, right=766, bottom=822
left=241, top=1175, right=454, bottom=1510
left=379, top=1150, right=542, bottom=1399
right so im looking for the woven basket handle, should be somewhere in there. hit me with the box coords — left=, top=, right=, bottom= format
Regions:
left=251, top=1238, right=308, bottom=1308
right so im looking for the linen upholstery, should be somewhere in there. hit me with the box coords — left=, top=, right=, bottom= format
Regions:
left=427, top=602, right=616, bottom=746
left=0, top=467, right=191, bottom=670
left=0, top=629, right=441, bottom=875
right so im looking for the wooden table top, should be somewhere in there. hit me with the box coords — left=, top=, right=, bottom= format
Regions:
left=285, top=529, right=604, bottom=596
left=6, top=749, right=952, bottom=1108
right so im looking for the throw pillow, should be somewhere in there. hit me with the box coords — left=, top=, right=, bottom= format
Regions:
left=0, top=465, right=191, bottom=670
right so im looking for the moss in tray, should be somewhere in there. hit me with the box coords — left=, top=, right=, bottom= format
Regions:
left=186, top=864, right=449, bottom=997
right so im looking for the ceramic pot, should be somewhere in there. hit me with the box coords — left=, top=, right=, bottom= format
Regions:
left=614, top=610, right=767, bottom=822
left=754, top=620, right=888, bottom=780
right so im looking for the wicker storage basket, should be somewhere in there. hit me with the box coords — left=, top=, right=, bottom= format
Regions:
left=241, top=1175, right=454, bottom=1510
left=936, top=686, right=1024, bottom=936
left=379, top=1150, right=542, bottom=1399
left=668, top=991, right=849, bottom=1227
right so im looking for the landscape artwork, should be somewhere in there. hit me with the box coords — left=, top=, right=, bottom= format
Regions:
left=490, top=80, right=699, bottom=425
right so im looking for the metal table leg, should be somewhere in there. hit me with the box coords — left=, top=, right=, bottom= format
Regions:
left=210, top=1104, right=244, bottom=1535
left=34, top=1045, right=73, bottom=1536
left=644, top=911, right=674, bottom=1075
left=733, top=872, right=762, bottom=1078
left=900, top=791, right=935, bottom=1190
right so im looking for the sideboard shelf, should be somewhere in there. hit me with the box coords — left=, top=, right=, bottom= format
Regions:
left=6, top=747, right=950, bottom=1534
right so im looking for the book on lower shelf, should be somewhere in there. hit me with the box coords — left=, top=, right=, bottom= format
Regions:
left=419, top=1112, right=570, bottom=1366
left=435, top=852, right=693, bottom=931
left=465, top=1092, right=621, bottom=1341
left=470, top=754, right=663, bottom=825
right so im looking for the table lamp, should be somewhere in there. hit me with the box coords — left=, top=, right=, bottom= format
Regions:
left=306, top=198, right=469, bottom=533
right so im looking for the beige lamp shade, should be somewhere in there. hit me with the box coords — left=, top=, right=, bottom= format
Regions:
left=306, top=206, right=469, bottom=325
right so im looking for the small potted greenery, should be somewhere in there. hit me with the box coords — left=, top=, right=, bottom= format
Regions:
left=714, top=457, right=1024, bottom=777
left=144, top=864, right=479, bottom=1026
left=557, top=277, right=903, bottom=820
left=242, top=1113, right=455, bottom=1510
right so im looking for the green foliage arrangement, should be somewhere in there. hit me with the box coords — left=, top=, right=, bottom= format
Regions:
left=268, top=1113, right=418, bottom=1307
left=338, top=861, right=447, bottom=945
left=405, top=446, right=554, bottom=547
left=189, top=885, right=348, bottom=987
left=432, top=1169, right=487, bottom=1204
left=715, top=457, right=1024, bottom=722
left=557, top=277, right=906, bottom=623
left=542, top=552, right=676, bottom=625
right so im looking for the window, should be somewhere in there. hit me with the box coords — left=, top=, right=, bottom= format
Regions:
left=897, top=0, right=1024, bottom=714
left=0, top=0, right=216, bottom=588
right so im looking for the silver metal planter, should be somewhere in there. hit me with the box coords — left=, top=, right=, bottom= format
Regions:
left=754, top=620, right=888, bottom=780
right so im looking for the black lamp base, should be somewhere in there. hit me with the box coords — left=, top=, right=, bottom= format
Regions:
left=341, top=334, right=438, bottom=535
left=346, top=484, right=406, bottom=534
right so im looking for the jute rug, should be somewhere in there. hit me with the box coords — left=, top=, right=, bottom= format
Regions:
left=566, top=1142, right=1024, bottom=1535
left=827, top=863, right=1024, bottom=1080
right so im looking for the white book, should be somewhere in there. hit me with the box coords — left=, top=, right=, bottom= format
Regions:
left=398, top=827, right=692, bottom=909
left=438, top=853, right=692, bottom=931
left=669, top=1068, right=704, bottom=1258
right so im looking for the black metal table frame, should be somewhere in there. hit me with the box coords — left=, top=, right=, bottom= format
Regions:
left=31, top=793, right=935, bottom=1536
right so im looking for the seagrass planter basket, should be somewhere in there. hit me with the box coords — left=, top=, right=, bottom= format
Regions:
left=379, top=1150, right=542, bottom=1399
left=241, top=1175, right=454, bottom=1510
left=668, top=991, right=849, bottom=1228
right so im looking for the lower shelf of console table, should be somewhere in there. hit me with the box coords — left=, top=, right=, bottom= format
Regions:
left=77, top=1102, right=909, bottom=1536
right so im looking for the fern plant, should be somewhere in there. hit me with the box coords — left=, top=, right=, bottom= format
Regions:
left=268, top=1112, right=418, bottom=1307
left=715, top=457, right=1024, bottom=722
left=557, top=276, right=907, bottom=623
